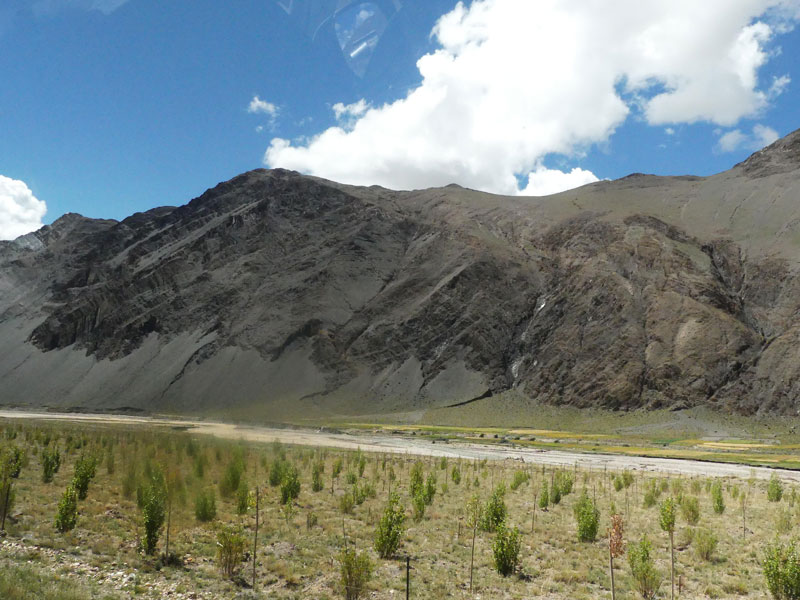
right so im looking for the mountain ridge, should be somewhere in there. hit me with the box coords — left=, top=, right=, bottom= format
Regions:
left=2, top=130, right=800, bottom=418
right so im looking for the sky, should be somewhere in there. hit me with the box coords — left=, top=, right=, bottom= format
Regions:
left=1, top=0, right=800, bottom=240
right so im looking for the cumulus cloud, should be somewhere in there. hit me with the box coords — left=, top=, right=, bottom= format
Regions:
left=0, top=175, right=47, bottom=240
left=519, top=166, right=600, bottom=196
left=266, top=0, right=797, bottom=195
left=717, top=123, right=780, bottom=152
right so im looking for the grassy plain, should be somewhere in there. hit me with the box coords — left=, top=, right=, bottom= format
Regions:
left=0, top=415, right=798, bottom=599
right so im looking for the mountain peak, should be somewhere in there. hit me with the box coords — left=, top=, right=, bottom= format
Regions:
left=735, top=127, right=800, bottom=178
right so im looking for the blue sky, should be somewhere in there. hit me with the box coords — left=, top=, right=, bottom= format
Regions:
left=1, top=0, right=799, bottom=239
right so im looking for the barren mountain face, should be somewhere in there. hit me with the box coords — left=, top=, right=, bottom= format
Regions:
left=2, top=129, right=800, bottom=417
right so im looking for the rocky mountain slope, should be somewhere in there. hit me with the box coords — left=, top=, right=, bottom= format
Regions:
left=2, top=129, right=800, bottom=417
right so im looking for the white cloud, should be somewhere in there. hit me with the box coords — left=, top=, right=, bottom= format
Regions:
left=247, top=96, right=278, bottom=117
left=717, top=123, right=779, bottom=152
left=332, top=99, right=369, bottom=121
left=266, top=0, right=798, bottom=195
left=519, top=165, right=600, bottom=196
left=665, top=128, right=676, bottom=136
left=0, top=175, right=47, bottom=240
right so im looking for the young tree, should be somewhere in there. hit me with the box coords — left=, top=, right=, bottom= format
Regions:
left=492, top=521, right=521, bottom=576
left=628, top=536, right=661, bottom=600
left=54, top=484, right=79, bottom=533
left=41, top=446, right=61, bottom=483
left=280, top=464, right=301, bottom=505
left=72, top=453, right=98, bottom=501
left=140, top=468, right=167, bottom=555
left=374, top=492, right=405, bottom=559
left=339, top=547, right=372, bottom=600
left=608, top=514, right=625, bottom=600
left=574, top=490, right=600, bottom=542
left=659, top=497, right=676, bottom=600
left=711, top=481, right=725, bottom=514
left=768, top=474, right=784, bottom=503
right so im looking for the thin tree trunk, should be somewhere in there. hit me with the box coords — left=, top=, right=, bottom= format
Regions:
left=469, top=524, right=477, bottom=594
left=1, top=481, right=11, bottom=533
left=253, top=485, right=259, bottom=590
left=609, top=550, right=616, bottom=600
left=670, top=530, right=675, bottom=600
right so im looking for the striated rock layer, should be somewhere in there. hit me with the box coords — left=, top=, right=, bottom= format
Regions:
left=2, top=129, right=800, bottom=416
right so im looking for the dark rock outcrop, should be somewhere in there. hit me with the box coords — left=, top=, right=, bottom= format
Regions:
left=2, top=129, right=800, bottom=417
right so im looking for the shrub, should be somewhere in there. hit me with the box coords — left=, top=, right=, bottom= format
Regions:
left=332, top=457, right=343, bottom=479
left=194, top=489, right=217, bottom=522
left=340, top=547, right=372, bottom=600
left=41, top=447, right=61, bottom=483
left=412, top=489, right=426, bottom=522
left=1, top=446, right=23, bottom=478
left=312, top=462, right=324, bottom=492
left=480, top=484, right=507, bottom=532
left=439, top=456, right=447, bottom=470
left=269, top=457, right=287, bottom=487
left=622, top=471, right=634, bottom=488
left=340, top=492, right=355, bottom=515
left=711, top=481, right=725, bottom=514
left=216, top=524, right=247, bottom=578
left=764, top=540, right=800, bottom=599
left=694, top=528, right=718, bottom=562
left=680, top=495, right=701, bottom=525
left=345, top=471, right=358, bottom=485
left=140, top=470, right=167, bottom=555
left=643, top=488, right=657, bottom=509
left=769, top=475, right=784, bottom=503
left=613, top=476, right=624, bottom=492
left=574, top=491, right=600, bottom=542
left=538, top=482, right=549, bottom=510
left=628, top=536, right=661, bottom=600
left=510, top=470, right=529, bottom=491
left=54, top=484, right=78, bottom=533
left=424, top=473, right=436, bottom=505
left=219, top=452, right=245, bottom=498
left=236, top=477, right=250, bottom=515
left=492, top=522, right=521, bottom=576
left=451, top=466, right=461, bottom=485
left=409, top=462, right=424, bottom=498
left=72, top=454, right=97, bottom=500
left=280, top=464, right=301, bottom=505
left=374, top=492, right=405, bottom=558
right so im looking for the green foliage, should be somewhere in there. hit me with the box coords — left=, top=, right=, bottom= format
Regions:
left=643, top=487, right=657, bottom=509
left=409, top=461, right=424, bottom=498
left=340, top=492, right=355, bottom=515
left=480, top=484, right=507, bottom=532
left=769, top=475, right=785, bottom=503
left=680, top=495, right=701, bottom=525
left=312, top=461, right=325, bottom=492
left=451, top=465, right=461, bottom=485
left=356, top=451, right=367, bottom=478
left=659, top=496, right=676, bottom=533
left=424, top=472, right=437, bottom=505
left=613, top=475, right=624, bottom=492
left=280, top=464, right=301, bottom=505
left=235, top=477, right=249, bottom=515
left=72, top=454, right=98, bottom=501
left=121, top=460, right=138, bottom=499
left=140, top=469, right=167, bottom=555
left=777, top=507, right=794, bottom=534
left=551, top=481, right=562, bottom=505
left=332, top=457, right=343, bottom=479
left=510, top=470, right=530, bottom=491
left=764, top=540, right=800, bottom=600
left=269, top=457, right=287, bottom=487
left=194, top=489, right=216, bottom=522
left=538, top=482, right=549, bottom=510
left=711, top=481, right=725, bottom=514
left=694, top=528, right=718, bottom=562
left=574, top=490, right=600, bottom=542
left=554, top=471, right=574, bottom=496
left=219, top=450, right=245, bottom=498
left=54, top=484, right=78, bottom=533
left=628, top=536, right=661, bottom=600
left=216, top=524, right=247, bottom=579
left=339, top=547, right=373, bottom=600
left=622, top=471, right=634, bottom=488
left=40, top=446, right=61, bottom=483
left=439, top=456, right=447, bottom=470
left=412, top=488, right=426, bottom=522
left=492, top=522, right=521, bottom=576
left=374, top=492, right=406, bottom=558
left=1, top=445, right=24, bottom=479
left=345, top=471, right=358, bottom=485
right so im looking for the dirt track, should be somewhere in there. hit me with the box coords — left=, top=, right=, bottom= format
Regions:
left=2, top=410, right=799, bottom=483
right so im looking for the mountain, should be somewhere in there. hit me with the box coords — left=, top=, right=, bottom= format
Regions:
left=2, top=129, right=800, bottom=418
